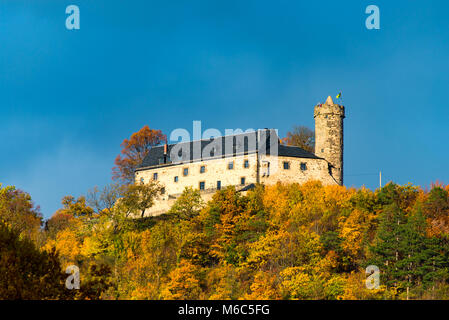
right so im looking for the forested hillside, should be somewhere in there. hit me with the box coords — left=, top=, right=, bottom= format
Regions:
left=2, top=180, right=449, bottom=300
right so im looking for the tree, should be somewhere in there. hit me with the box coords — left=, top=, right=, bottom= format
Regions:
left=244, top=271, right=281, bottom=300
left=399, top=209, right=448, bottom=299
left=161, top=260, right=202, bottom=300
left=168, top=187, right=204, bottom=220
left=369, top=203, right=407, bottom=292
left=44, top=211, right=75, bottom=239
left=60, top=195, right=94, bottom=218
left=113, top=125, right=166, bottom=184
left=120, top=181, right=163, bottom=218
left=282, top=126, right=315, bottom=153
left=87, top=183, right=123, bottom=214
left=0, top=184, right=42, bottom=242
left=0, top=222, right=70, bottom=299
left=422, top=186, right=449, bottom=236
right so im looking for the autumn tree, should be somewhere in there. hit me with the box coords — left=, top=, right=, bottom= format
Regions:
left=113, top=125, right=166, bottom=184
left=282, top=126, right=315, bottom=153
left=60, top=195, right=94, bottom=218
left=120, top=181, right=163, bottom=218
left=32, top=177, right=449, bottom=300
left=0, top=222, right=69, bottom=299
left=0, top=184, right=42, bottom=242
left=87, top=182, right=123, bottom=214
left=161, top=260, right=202, bottom=300
left=44, top=211, right=75, bottom=239
left=168, top=187, right=204, bottom=220
left=422, top=186, right=449, bottom=236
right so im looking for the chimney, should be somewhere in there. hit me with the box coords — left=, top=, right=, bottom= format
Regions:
left=163, top=143, right=168, bottom=164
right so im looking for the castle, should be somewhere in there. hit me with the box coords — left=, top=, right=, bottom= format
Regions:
left=135, top=96, right=345, bottom=216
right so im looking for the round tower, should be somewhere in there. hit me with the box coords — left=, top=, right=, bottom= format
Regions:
left=314, top=96, right=345, bottom=185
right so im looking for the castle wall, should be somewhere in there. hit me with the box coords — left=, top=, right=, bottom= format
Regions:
left=135, top=153, right=258, bottom=216
left=259, top=155, right=338, bottom=186
left=135, top=153, right=337, bottom=217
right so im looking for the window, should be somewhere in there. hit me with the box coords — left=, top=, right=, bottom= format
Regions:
left=199, top=181, right=205, bottom=190
left=174, top=176, right=178, bottom=183
left=217, top=181, right=221, bottom=190
left=161, top=187, right=165, bottom=194
left=183, top=168, right=189, bottom=176
left=321, top=149, right=324, bottom=153
left=240, top=177, right=246, bottom=185
left=153, top=172, right=158, bottom=180
left=244, top=159, right=249, bottom=168
left=228, top=161, right=234, bottom=170
left=300, top=162, right=307, bottom=171
left=283, top=161, right=290, bottom=170
left=200, top=165, right=206, bottom=173
left=262, top=161, right=270, bottom=177
left=140, top=177, right=144, bottom=184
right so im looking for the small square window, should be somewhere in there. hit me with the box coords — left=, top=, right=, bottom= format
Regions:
left=199, top=181, right=205, bottom=190
left=200, top=165, right=206, bottom=173
left=161, top=187, right=165, bottom=194
left=300, top=163, right=307, bottom=171
left=153, top=173, right=158, bottom=180
left=174, top=176, right=178, bottom=183
left=217, top=181, right=221, bottom=190
left=228, top=162, right=234, bottom=170
left=283, top=161, right=290, bottom=170
left=183, top=168, right=189, bottom=176
left=321, top=149, right=324, bottom=153
left=244, top=160, right=249, bottom=168
left=240, top=177, right=246, bottom=185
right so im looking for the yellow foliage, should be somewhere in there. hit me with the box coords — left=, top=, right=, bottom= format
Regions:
left=160, top=260, right=202, bottom=300
left=244, top=271, right=280, bottom=300
left=43, top=228, right=81, bottom=266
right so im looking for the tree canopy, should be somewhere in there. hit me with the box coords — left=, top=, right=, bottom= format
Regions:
left=112, top=125, right=166, bottom=184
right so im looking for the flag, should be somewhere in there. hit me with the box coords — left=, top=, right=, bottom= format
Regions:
left=336, top=92, right=342, bottom=99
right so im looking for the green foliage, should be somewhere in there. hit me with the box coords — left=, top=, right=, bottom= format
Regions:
left=120, top=181, right=163, bottom=218
left=168, top=187, right=204, bottom=220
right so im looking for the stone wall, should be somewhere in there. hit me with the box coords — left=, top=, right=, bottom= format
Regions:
left=135, top=153, right=337, bottom=217
left=259, top=155, right=337, bottom=186
left=314, top=96, right=345, bottom=185
left=135, top=153, right=259, bottom=216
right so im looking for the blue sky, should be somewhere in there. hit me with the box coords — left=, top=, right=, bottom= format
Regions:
left=1, top=0, right=449, bottom=218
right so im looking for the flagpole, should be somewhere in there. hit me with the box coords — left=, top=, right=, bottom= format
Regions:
left=337, top=91, right=343, bottom=104
left=379, top=171, right=382, bottom=189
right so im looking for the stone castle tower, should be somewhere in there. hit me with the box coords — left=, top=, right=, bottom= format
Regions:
left=314, top=96, right=345, bottom=185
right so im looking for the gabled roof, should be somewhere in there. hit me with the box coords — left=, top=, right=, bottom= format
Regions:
left=136, top=129, right=319, bottom=170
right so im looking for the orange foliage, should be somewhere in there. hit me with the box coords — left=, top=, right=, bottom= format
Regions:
left=161, top=260, right=202, bottom=300
left=113, top=125, right=166, bottom=184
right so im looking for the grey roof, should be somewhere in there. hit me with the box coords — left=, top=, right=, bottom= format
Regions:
left=136, top=129, right=319, bottom=170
